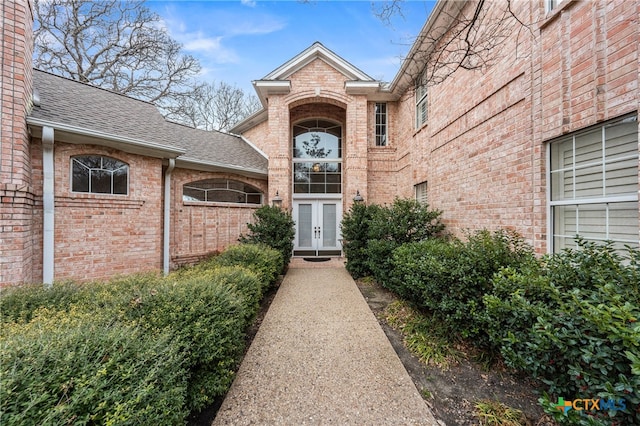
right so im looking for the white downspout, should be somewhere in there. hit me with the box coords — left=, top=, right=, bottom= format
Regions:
left=163, top=158, right=175, bottom=275
left=42, top=126, right=55, bottom=286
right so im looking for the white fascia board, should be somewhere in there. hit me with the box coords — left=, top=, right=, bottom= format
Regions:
left=233, top=134, right=269, bottom=160
left=264, top=42, right=372, bottom=82
left=389, top=0, right=464, bottom=93
left=27, top=117, right=185, bottom=158
left=175, top=157, right=268, bottom=178
left=229, top=109, right=269, bottom=134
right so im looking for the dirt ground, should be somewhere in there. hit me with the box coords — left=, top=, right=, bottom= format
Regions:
left=356, top=278, right=558, bottom=426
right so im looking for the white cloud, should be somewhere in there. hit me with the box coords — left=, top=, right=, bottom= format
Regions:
left=241, top=0, right=257, bottom=7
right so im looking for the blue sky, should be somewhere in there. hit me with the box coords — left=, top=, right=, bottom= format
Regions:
left=147, top=0, right=434, bottom=93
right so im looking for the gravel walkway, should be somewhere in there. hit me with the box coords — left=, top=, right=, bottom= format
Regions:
left=213, top=264, right=439, bottom=425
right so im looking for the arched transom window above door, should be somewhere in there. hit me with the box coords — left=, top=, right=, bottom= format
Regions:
left=293, top=119, right=342, bottom=194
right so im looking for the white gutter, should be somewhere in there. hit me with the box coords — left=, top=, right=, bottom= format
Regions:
left=163, top=158, right=175, bottom=275
left=42, top=126, right=54, bottom=286
left=27, top=117, right=185, bottom=158
left=175, top=157, right=268, bottom=178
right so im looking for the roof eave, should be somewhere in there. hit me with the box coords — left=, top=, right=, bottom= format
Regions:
left=229, top=108, right=269, bottom=134
left=27, top=117, right=185, bottom=159
left=175, top=157, right=268, bottom=179
left=389, top=0, right=466, bottom=94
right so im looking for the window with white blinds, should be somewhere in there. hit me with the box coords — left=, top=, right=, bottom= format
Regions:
left=415, top=73, right=428, bottom=129
left=549, top=114, right=639, bottom=252
left=415, top=181, right=428, bottom=205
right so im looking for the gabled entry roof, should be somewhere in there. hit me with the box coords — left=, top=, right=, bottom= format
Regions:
left=263, top=41, right=374, bottom=82
left=252, top=41, right=393, bottom=102
left=231, top=42, right=396, bottom=134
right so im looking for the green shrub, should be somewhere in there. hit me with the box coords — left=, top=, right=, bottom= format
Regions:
left=389, top=229, right=535, bottom=344
left=118, top=276, right=248, bottom=412
left=0, top=308, right=187, bottom=426
left=0, top=281, right=81, bottom=323
left=239, top=205, right=295, bottom=268
left=341, top=198, right=444, bottom=283
left=340, top=202, right=380, bottom=278
left=212, top=243, right=283, bottom=286
left=341, top=198, right=444, bottom=282
left=485, top=240, right=640, bottom=425
left=0, top=245, right=285, bottom=417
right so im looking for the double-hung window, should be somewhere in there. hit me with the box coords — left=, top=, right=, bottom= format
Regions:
left=375, top=103, right=387, bottom=146
left=549, top=114, right=639, bottom=252
left=416, top=73, right=428, bottom=129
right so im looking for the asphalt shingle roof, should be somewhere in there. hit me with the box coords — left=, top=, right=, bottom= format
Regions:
left=29, top=69, right=268, bottom=175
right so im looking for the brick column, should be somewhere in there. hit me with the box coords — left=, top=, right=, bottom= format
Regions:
left=1, top=0, right=36, bottom=285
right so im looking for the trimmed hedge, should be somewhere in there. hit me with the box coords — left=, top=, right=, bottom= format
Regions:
left=1, top=308, right=187, bottom=426
left=389, top=229, right=535, bottom=344
left=0, top=243, right=284, bottom=424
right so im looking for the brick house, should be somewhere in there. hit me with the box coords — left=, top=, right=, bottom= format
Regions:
left=1, top=0, right=638, bottom=285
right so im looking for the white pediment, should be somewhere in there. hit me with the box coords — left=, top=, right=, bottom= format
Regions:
left=263, top=41, right=374, bottom=82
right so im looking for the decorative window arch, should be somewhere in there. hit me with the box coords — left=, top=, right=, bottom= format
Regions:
left=183, top=178, right=263, bottom=204
left=71, top=155, right=129, bottom=195
left=292, top=119, right=342, bottom=194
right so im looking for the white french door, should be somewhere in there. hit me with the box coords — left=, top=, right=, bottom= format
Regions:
left=293, top=199, right=342, bottom=256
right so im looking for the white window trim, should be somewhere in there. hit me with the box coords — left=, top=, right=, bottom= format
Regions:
left=70, top=155, right=129, bottom=196
left=546, top=115, right=639, bottom=253
left=415, top=74, right=428, bottom=129
left=375, top=102, right=388, bottom=147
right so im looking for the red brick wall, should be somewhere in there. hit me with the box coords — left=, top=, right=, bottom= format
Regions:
left=391, top=0, right=638, bottom=254
left=1, top=0, right=35, bottom=285
left=170, top=168, right=267, bottom=267
left=50, top=143, right=164, bottom=282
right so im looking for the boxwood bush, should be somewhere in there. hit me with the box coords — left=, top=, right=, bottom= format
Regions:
left=341, top=198, right=444, bottom=281
left=0, top=243, right=284, bottom=423
left=1, top=308, right=187, bottom=426
left=211, top=243, right=283, bottom=286
left=239, top=205, right=295, bottom=268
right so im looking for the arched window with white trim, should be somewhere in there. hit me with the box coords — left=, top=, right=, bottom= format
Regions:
left=183, top=178, right=263, bottom=205
left=71, top=155, right=128, bottom=195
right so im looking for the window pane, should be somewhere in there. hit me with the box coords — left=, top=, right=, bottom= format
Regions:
left=72, top=159, right=89, bottom=192
left=183, top=187, right=206, bottom=201
left=182, top=179, right=263, bottom=204
left=298, top=204, right=313, bottom=247
left=605, top=121, right=637, bottom=161
left=574, top=129, right=602, bottom=168
left=294, top=132, right=341, bottom=159
left=609, top=202, right=639, bottom=244
left=605, top=158, right=638, bottom=196
left=91, top=169, right=112, bottom=193
left=550, top=137, right=573, bottom=172
left=550, top=169, right=573, bottom=201
left=574, top=164, right=603, bottom=198
left=113, top=167, right=128, bottom=194
left=323, top=203, right=337, bottom=246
